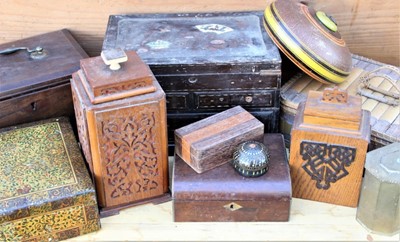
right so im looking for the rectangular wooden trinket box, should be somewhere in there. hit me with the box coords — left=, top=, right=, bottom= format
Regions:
left=0, top=29, right=88, bottom=129
left=173, top=134, right=291, bottom=222
left=174, top=106, right=264, bottom=173
left=71, top=50, right=169, bottom=216
left=0, top=118, right=100, bottom=241
left=103, top=12, right=282, bottom=147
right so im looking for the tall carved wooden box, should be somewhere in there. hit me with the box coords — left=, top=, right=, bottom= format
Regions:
left=0, top=29, right=88, bottom=129
left=71, top=49, right=169, bottom=216
left=289, top=87, right=371, bottom=207
left=0, top=118, right=100, bottom=241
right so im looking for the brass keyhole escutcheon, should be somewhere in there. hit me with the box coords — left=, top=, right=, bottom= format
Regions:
left=223, top=202, right=243, bottom=211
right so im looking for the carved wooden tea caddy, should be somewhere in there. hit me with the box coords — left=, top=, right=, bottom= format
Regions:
left=71, top=49, right=169, bottom=216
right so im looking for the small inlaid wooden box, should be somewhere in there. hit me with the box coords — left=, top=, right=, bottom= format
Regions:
left=71, top=49, right=169, bottom=216
left=174, top=106, right=264, bottom=173
left=173, top=134, right=291, bottom=222
left=0, top=118, right=100, bottom=241
left=0, top=29, right=88, bottom=129
left=289, top=87, right=371, bottom=207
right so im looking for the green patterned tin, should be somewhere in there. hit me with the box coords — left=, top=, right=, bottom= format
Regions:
left=0, top=118, right=100, bottom=241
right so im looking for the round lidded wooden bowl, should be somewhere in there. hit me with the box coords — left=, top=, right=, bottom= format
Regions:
left=264, top=0, right=352, bottom=84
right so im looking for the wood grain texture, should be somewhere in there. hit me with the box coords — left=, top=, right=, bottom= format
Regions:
left=174, top=106, right=264, bottom=173
left=79, top=51, right=156, bottom=104
left=173, top=134, right=291, bottom=222
left=0, top=82, right=73, bottom=128
left=289, top=102, right=370, bottom=207
left=0, top=29, right=87, bottom=129
left=0, top=0, right=398, bottom=65
left=167, top=108, right=280, bottom=155
left=303, top=90, right=362, bottom=131
left=72, top=65, right=169, bottom=215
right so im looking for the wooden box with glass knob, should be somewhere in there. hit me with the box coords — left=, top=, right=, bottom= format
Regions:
left=70, top=48, right=169, bottom=217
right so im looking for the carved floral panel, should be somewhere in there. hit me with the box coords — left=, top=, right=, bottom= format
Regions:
left=98, top=109, right=162, bottom=203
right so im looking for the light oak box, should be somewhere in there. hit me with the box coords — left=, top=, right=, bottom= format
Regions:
left=71, top=49, right=169, bottom=217
left=290, top=87, right=371, bottom=207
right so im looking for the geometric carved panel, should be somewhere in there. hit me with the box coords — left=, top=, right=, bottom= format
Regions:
left=300, top=141, right=356, bottom=190
left=99, top=110, right=161, bottom=202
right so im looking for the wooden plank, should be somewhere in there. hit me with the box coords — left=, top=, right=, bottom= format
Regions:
left=64, top=198, right=399, bottom=242
left=0, top=0, right=398, bottom=66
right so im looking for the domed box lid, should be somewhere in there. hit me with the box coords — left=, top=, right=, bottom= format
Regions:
left=365, top=142, right=400, bottom=184
left=264, top=0, right=352, bottom=84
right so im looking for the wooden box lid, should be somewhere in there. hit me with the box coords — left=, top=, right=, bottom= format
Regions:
left=174, top=106, right=264, bottom=173
left=302, top=87, right=362, bottom=131
left=0, top=118, right=98, bottom=223
left=0, top=29, right=87, bottom=101
left=103, top=12, right=281, bottom=75
left=78, top=49, right=156, bottom=104
left=173, top=134, right=291, bottom=201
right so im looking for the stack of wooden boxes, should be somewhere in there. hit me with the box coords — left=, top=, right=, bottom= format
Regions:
left=102, top=12, right=283, bottom=152
left=172, top=107, right=292, bottom=222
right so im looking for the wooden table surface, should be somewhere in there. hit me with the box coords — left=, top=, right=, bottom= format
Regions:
left=67, top=198, right=399, bottom=241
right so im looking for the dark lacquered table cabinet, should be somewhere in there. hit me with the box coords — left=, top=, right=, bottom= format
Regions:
left=103, top=12, right=282, bottom=149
